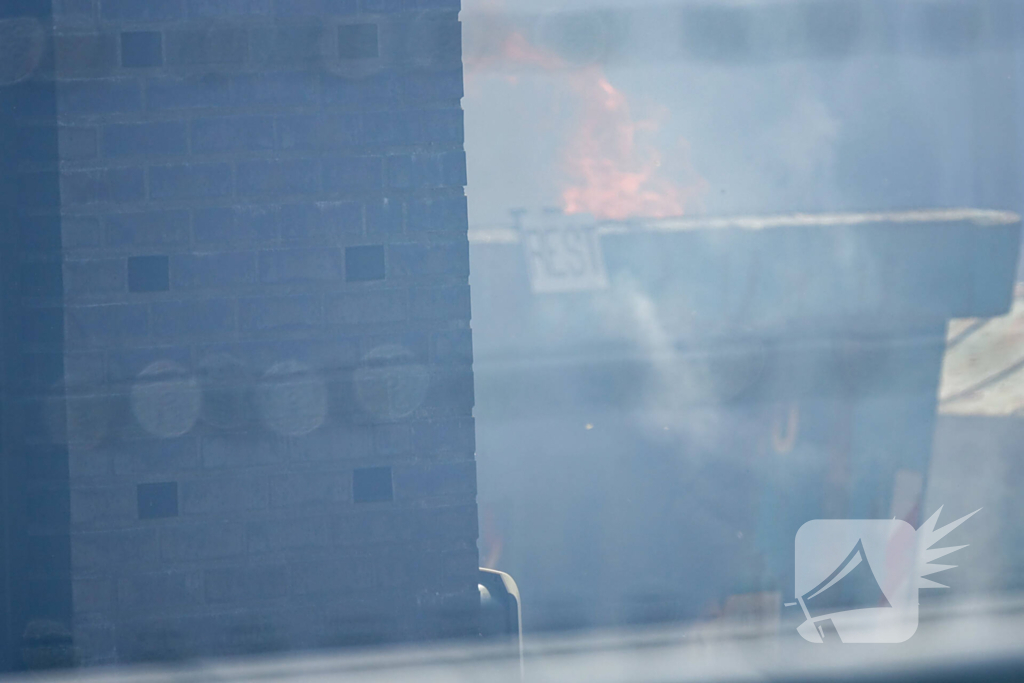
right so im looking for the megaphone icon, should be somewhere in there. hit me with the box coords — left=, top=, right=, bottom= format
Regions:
left=797, top=539, right=892, bottom=642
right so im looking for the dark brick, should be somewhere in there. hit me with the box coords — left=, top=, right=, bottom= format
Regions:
left=277, top=114, right=321, bottom=150
left=180, top=476, right=268, bottom=514
left=250, top=24, right=326, bottom=66
left=232, top=71, right=318, bottom=108
left=374, top=423, right=410, bottom=455
left=407, top=195, right=467, bottom=234
left=237, top=159, right=319, bottom=197
left=280, top=111, right=364, bottom=150
left=432, top=328, right=472, bottom=364
left=103, top=121, right=187, bottom=158
left=187, top=0, right=273, bottom=17
left=9, top=82, right=57, bottom=121
left=58, top=126, right=99, bottom=160
left=17, top=172, right=61, bottom=207
left=247, top=517, right=329, bottom=553
left=323, top=157, right=383, bottom=193
left=53, top=0, right=97, bottom=20
left=326, top=290, right=406, bottom=325
left=161, top=522, right=245, bottom=561
left=345, top=245, right=385, bottom=282
left=23, top=352, right=77, bottom=388
left=239, top=295, right=321, bottom=331
left=128, top=255, right=170, bottom=292
left=416, top=19, right=462, bottom=64
left=23, top=535, right=71, bottom=577
left=273, top=0, right=358, bottom=16
left=411, top=417, right=474, bottom=456
left=388, top=241, right=468, bottom=279
left=105, top=210, right=190, bottom=248
left=289, top=555, right=375, bottom=596
left=137, top=482, right=179, bottom=519
left=60, top=167, right=145, bottom=205
left=291, top=425, right=374, bottom=462
left=202, top=435, right=286, bottom=469
left=150, top=298, right=235, bottom=338
left=271, top=471, right=349, bottom=508
left=73, top=578, right=116, bottom=615
left=322, top=71, right=400, bottom=108
left=150, top=163, right=234, bottom=200
left=382, top=19, right=461, bottom=65
left=54, top=33, right=119, bottom=75
left=387, top=153, right=460, bottom=190
left=65, top=303, right=148, bottom=346
left=427, top=367, right=474, bottom=411
left=194, top=205, right=278, bottom=245
left=63, top=216, right=105, bottom=249
left=331, top=509, right=415, bottom=547
left=393, top=461, right=475, bottom=500
left=410, top=285, right=470, bottom=320
left=339, top=24, right=379, bottom=59
left=121, top=31, right=164, bottom=68
left=279, top=201, right=362, bottom=242
left=353, top=466, right=392, bottom=503
left=73, top=529, right=161, bottom=571
left=165, top=27, right=248, bottom=65
left=360, top=110, right=415, bottom=146
left=192, top=116, right=275, bottom=154
left=170, top=252, right=257, bottom=289
left=70, top=486, right=135, bottom=526
left=113, top=438, right=199, bottom=475
left=418, top=504, right=478, bottom=540
left=361, top=0, right=413, bottom=12
left=147, top=74, right=233, bottom=111
left=65, top=258, right=126, bottom=295
left=58, top=79, right=142, bottom=116
left=102, top=0, right=184, bottom=21
left=26, top=488, right=72, bottom=529
left=259, top=248, right=343, bottom=283
left=401, top=67, right=463, bottom=103
left=416, top=108, right=464, bottom=145
left=366, top=197, right=403, bottom=235
left=18, top=125, right=59, bottom=161
left=22, top=308, right=64, bottom=346
left=20, top=261, right=64, bottom=297
left=117, top=572, right=201, bottom=613
left=205, top=564, right=288, bottom=604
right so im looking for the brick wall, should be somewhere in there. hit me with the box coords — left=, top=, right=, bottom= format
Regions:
left=5, top=0, right=478, bottom=668
left=2, top=0, right=75, bottom=670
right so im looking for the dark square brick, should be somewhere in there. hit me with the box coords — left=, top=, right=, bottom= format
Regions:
left=339, top=24, right=378, bottom=59
left=353, top=467, right=392, bottom=503
left=137, top=482, right=178, bottom=520
left=345, top=245, right=385, bottom=282
left=121, top=32, right=164, bottom=68
left=128, top=255, right=170, bottom=293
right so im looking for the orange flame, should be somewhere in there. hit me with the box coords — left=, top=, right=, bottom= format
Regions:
left=468, top=27, right=706, bottom=221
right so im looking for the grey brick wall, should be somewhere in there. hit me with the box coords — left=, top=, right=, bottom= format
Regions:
left=3, top=0, right=476, bottom=669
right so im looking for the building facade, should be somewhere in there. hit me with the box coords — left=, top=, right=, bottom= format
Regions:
left=1, top=0, right=478, bottom=668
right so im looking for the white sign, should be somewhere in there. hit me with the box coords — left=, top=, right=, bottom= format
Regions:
left=793, top=507, right=979, bottom=644
left=519, top=214, right=609, bottom=294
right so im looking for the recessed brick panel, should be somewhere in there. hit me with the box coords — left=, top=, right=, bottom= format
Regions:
left=353, top=467, right=393, bottom=503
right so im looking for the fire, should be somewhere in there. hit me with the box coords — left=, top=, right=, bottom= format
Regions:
left=467, top=24, right=706, bottom=221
